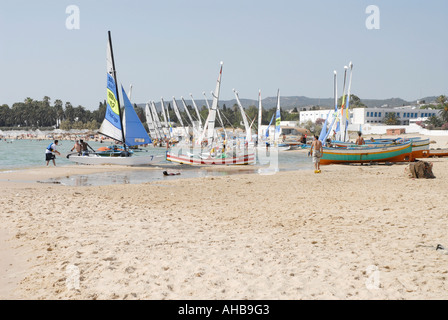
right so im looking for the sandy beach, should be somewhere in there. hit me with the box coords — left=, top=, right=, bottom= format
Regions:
left=1, top=134, right=448, bottom=300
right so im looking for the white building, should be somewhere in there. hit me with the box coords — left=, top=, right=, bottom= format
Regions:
left=351, top=107, right=439, bottom=125
left=300, top=106, right=440, bottom=126
left=299, top=109, right=336, bottom=124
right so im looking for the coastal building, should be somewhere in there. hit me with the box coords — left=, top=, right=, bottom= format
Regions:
left=351, top=107, right=440, bottom=125
left=299, top=109, right=341, bottom=124
left=300, top=106, right=440, bottom=126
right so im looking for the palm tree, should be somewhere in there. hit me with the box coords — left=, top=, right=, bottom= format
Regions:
left=436, top=95, right=447, bottom=105
left=383, top=112, right=399, bottom=125
left=425, top=115, right=443, bottom=129
left=437, top=95, right=448, bottom=123
left=24, top=97, right=34, bottom=105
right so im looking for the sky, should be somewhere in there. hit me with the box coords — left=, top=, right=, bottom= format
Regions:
left=0, top=0, right=447, bottom=110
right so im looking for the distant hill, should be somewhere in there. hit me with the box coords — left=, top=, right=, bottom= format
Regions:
left=137, top=96, right=439, bottom=111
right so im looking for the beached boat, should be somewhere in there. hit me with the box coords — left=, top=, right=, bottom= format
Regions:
left=429, top=148, right=448, bottom=158
left=167, top=150, right=255, bottom=165
left=409, top=138, right=430, bottom=159
left=333, top=137, right=429, bottom=160
left=68, top=31, right=158, bottom=166
left=320, top=141, right=413, bottom=165
left=166, top=62, right=256, bottom=166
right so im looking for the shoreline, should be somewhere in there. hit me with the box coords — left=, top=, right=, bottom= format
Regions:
left=1, top=133, right=448, bottom=300
left=1, top=157, right=448, bottom=299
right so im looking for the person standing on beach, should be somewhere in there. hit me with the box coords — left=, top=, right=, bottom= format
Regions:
left=79, top=139, right=93, bottom=156
left=310, top=135, right=323, bottom=173
left=45, top=140, right=61, bottom=166
left=355, top=132, right=365, bottom=145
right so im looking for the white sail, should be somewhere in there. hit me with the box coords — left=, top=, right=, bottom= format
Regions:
left=159, top=100, right=170, bottom=137
left=203, top=92, right=211, bottom=111
left=161, top=98, right=173, bottom=139
left=233, top=89, right=252, bottom=143
left=189, top=94, right=203, bottom=130
left=160, top=99, right=168, bottom=127
left=150, top=101, right=164, bottom=139
left=145, top=102, right=158, bottom=140
left=199, top=62, right=223, bottom=145
left=181, top=97, right=195, bottom=128
left=274, top=89, right=281, bottom=144
left=172, top=97, right=189, bottom=138
left=99, top=33, right=124, bottom=143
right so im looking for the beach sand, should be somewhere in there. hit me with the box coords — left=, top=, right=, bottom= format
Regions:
left=1, top=135, right=448, bottom=300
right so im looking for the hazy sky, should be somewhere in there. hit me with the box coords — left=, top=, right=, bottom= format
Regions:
left=0, top=0, right=447, bottom=110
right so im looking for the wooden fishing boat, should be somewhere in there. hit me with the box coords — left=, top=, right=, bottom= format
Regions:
left=409, top=138, right=430, bottom=159
left=320, top=141, right=413, bottom=165
left=166, top=150, right=255, bottom=166
left=166, top=62, right=257, bottom=166
left=428, top=148, right=448, bottom=158
left=333, top=138, right=429, bottom=160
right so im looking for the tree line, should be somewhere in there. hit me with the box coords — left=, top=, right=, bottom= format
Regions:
left=0, top=96, right=106, bottom=130
left=0, top=96, right=300, bottom=131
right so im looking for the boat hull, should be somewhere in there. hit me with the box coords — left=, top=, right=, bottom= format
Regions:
left=410, top=139, right=430, bottom=159
left=67, top=154, right=162, bottom=166
left=320, top=142, right=413, bottom=165
left=429, top=149, right=448, bottom=158
left=166, top=151, right=255, bottom=166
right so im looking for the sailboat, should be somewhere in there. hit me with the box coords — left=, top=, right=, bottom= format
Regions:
left=166, top=62, right=256, bottom=165
left=68, top=31, right=160, bottom=166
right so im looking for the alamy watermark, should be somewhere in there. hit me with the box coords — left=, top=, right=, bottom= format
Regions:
left=66, top=264, right=80, bottom=290
left=365, top=265, right=381, bottom=290
left=365, top=5, right=380, bottom=30
left=66, top=5, right=80, bottom=30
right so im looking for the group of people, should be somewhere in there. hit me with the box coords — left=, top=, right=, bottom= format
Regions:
left=45, top=139, right=92, bottom=166
left=70, top=139, right=92, bottom=156
left=45, top=132, right=368, bottom=171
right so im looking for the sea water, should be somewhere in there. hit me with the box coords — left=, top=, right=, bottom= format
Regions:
left=0, top=139, right=312, bottom=186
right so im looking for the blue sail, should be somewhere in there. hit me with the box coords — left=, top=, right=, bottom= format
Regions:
left=265, top=113, right=275, bottom=138
left=318, top=110, right=332, bottom=143
left=121, top=86, right=151, bottom=146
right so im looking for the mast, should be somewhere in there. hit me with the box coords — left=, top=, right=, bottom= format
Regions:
left=150, top=101, right=163, bottom=139
left=172, top=97, right=189, bottom=138
left=274, top=89, right=281, bottom=145
left=189, top=93, right=203, bottom=129
left=181, top=96, right=195, bottom=128
left=161, top=97, right=173, bottom=139
left=257, top=89, right=263, bottom=143
left=343, top=62, right=354, bottom=142
left=339, top=66, right=348, bottom=141
left=202, top=92, right=211, bottom=111
left=107, top=31, right=126, bottom=146
left=199, top=62, right=223, bottom=145
left=145, top=102, right=158, bottom=141
left=324, top=70, right=338, bottom=144
left=160, top=99, right=170, bottom=137
left=128, top=84, right=133, bottom=100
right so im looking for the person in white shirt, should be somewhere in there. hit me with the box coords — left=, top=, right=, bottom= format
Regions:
left=45, top=140, right=61, bottom=166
